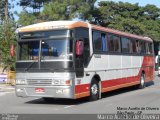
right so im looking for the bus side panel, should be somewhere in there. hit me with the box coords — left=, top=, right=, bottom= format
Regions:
left=75, top=84, right=90, bottom=99
left=74, top=54, right=154, bottom=99
left=141, top=55, right=155, bottom=82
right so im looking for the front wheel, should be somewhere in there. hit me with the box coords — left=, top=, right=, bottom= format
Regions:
left=139, top=74, right=146, bottom=89
left=89, top=79, right=99, bottom=101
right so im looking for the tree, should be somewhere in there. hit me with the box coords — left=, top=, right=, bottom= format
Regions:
left=17, top=11, right=40, bottom=26
left=18, top=0, right=51, bottom=13
left=16, top=0, right=51, bottom=26
left=41, top=0, right=96, bottom=21
left=5, top=0, right=9, bottom=22
left=0, top=21, right=16, bottom=71
left=0, top=0, right=5, bottom=22
left=143, top=20, right=160, bottom=41
left=143, top=4, right=160, bottom=20
left=0, top=0, right=16, bottom=71
left=17, top=0, right=96, bottom=25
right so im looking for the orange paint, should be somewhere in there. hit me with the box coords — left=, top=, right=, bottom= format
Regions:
left=75, top=92, right=90, bottom=99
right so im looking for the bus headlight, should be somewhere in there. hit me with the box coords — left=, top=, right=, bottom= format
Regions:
left=52, top=79, right=71, bottom=86
left=16, top=80, right=27, bottom=85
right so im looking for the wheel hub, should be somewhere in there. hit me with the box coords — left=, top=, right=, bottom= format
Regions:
left=91, top=84, right=98, bottom=95
left=141, top=76, right=144, bottom=86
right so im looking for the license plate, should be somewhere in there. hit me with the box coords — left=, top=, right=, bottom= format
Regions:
left=35, top=88, right=45, bottom=93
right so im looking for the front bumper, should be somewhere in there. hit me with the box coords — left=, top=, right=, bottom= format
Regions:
left=15, top=85, right=75, bottom=99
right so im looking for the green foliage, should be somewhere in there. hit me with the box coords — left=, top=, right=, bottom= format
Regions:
left=143, top=4, right=160, bottom=20
left=108, top=17, right=145, bottom=35
left=0, top=21, right=16, bottom=71
left=17, top=11, right=42, bottom=26
left=41, top=0, right=96, bottom=20
left=18, top=0, right=96, bottom=23
left=0, top=0, right=16, bottom=71
left=143, top=20, right=160, bottom=41
left=41, top=0, right=70, bottom=20
left=0, top=0, right=5, bottom=22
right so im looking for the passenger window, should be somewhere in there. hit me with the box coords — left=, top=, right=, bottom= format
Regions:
left=146, top=42, right=153, bottom=54
left=93, top=31, right=101, bottom=51
left=108, top=34, right=121, bottom=52
left=136, top=40, right=140, bottom=53
left=101, top=33, right=108, bottom=51
left=140, top=41, right=146, bottom=54
left=93, top=31, right=107, bottom=52
left=121, top=37, right=130, bottom=53
left=149, top=43, right=153, bottom=54
left=131, top=40, right=137, bottom=53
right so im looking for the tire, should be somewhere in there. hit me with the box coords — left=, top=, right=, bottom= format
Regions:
left=139, top=73, right=146, bottom=89
left=89, top=79, right=99, bottom=101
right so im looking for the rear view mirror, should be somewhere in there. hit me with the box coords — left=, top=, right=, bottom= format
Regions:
left=76, top=40, right=84, bottom=56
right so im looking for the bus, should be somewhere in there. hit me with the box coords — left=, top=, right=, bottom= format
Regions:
left=15, top=21, right=154, bottom=101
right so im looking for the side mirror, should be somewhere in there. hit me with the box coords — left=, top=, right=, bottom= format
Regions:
left=76, top=40, right=84, bottom=56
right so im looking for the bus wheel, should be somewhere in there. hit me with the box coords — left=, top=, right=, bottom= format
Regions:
left=89, top=79, right=99, bottom=101
left=139, top=73, right=146, bottom=89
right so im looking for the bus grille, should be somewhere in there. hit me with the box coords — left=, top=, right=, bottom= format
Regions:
left=27, top=79, right=52, bottom=86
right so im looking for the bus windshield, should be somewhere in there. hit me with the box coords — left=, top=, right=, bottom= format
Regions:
left=41, top=39, right=72, bottom=60
left=18, top=39, right=73, bottom=61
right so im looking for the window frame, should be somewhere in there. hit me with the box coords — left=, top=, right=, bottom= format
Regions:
left=121, top=37, right=131, bottom=53
left=108, top=33, right=121, bottom=53
left=92, top=30, right=108, bottom=53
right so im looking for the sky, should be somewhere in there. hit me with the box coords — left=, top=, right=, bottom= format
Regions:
left=11, top=0, right=160, bottom=21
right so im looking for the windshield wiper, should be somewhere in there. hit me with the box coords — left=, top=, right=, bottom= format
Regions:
left=24, top=61, right=36, bottom=72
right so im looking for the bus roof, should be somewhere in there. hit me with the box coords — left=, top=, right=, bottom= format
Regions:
left=16, top=21, right=88, bottom=33
left=16, top=21, right=152, bottom=42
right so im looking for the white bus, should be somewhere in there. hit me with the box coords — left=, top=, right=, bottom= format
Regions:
left=15, top=21, right=154, bottom=101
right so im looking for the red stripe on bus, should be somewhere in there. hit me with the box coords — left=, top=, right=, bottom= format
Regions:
left=101, top=76, right=140, bottom=89
left=75, top=84, right=90, bottom=94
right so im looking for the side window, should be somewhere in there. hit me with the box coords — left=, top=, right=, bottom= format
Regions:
left=146, top=42, right=153, bottom=54
left=93, top=31, right=107, bottom=52
left=131, top=40, right=137, bottom=53
left=93, top=31, right=101, bottom=51
left=136, top=40, right=140, bottom=53
left=108, top=34, right=121, bottom=52
left=146, top=42, right=149, bottom=54
left=140, top=41, right=146, bottom=54
left=149, top=43, right=153, bottom=54
left=121, top=37, right=130, bottom=53
left=101, top=33, right=108, bottom=51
